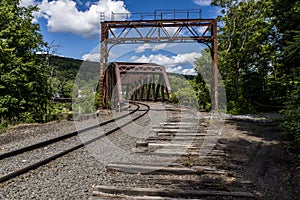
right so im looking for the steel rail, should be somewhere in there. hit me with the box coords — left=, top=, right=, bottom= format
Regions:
left=0, top=101, right=150, bottom=183
left=0, top=102, right=139, bottom=160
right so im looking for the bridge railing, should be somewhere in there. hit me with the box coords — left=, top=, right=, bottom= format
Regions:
left=110, top=9, right=202, bottom=21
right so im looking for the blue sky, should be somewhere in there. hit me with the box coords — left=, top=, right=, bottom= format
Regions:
left=20, top=0, right=220, bottom=74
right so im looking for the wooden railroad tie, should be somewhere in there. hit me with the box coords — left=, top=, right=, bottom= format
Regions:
left=92, top=185, right=255, bottom=199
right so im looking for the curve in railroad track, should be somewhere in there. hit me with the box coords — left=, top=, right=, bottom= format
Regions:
left=0, top=101, right=150, bottom=183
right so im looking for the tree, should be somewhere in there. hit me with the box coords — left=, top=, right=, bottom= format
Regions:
left=209, top=0, right=299, bottom=151
left=0, top=0, right=51, bottom=124
left=194, top=48, right=212, bottom=110
left=211, top=0, right=278, bottom=113
left=271, top=0, right=300, bottom=152
left=168, top=74, right=198, bottom=108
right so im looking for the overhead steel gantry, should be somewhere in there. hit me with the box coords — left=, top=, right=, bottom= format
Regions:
left=99, top=10, right=218, bottom=110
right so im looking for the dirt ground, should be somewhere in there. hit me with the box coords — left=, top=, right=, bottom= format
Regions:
left=215, top=119, right=300, bottom=199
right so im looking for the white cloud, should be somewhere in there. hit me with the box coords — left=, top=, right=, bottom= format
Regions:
left=82, top=53, right=100, bottom=62
left=20, top=0, right=40, bottom=23
left=135, top=43, right=151, bottom=53
left=193, top=0, right=212, bottom=6
left=182, top=68, right=196, bottom=75
left=82, top=51, right=117, bottom=62
left=134, top=43, right=176, bottom=53
left=165, top=27, right=180, bottom=36
left=35, top=0, right=130, bottom=38
left=131, top=52, right=199, bottom=74
left=152, top=43, right=169, bottom=51
left=198, top=26, right=209, bottom=34
left=166, top=66, right=182, bottom=74
left=132, top=52, right=199, bottom=67
left=20, top=0, right=36, bottom=7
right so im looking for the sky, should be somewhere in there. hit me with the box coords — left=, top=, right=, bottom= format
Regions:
left=20, top=0, right=220, bottom=75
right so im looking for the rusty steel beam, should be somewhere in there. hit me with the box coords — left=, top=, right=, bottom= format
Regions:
left=105, top=37, right=213, bottom=44
left=212, top=19, right=218, bottom=111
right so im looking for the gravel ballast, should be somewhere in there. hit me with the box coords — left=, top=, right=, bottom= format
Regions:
left=0, top=103, right=298, bottom=199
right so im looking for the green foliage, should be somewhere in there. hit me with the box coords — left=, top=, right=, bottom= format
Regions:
left=39, top=55, right=99, bottom=98
left=170, top=93, right=179, bottom=104
left=0, top=0, right=51, bottom=125
left=72, top=78, right=99, bottom=114
left=281, top=93, right=300, bottom=153
left=208, top=0, right=300, bottom=152
left=211, top=0, right=279, bottom=114
left=62, top=80, right=74, bottom=98
left=73, top=89, right=96, bottom=114
left=173, top=87, right=198, bottom=108
left=168, top=74, right=198, bottom=108
left=19, top=112, right=34, bottom=124
left=272, top=0, right=300, bottom=153
left=194, top=48, right=213, bottom=110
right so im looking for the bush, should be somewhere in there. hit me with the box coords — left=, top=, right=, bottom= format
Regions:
left=281, top=93, right=300, bottom=154
left=19, top=112, right=35, bottom=124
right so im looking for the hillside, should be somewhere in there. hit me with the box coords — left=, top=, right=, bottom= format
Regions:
left=45, top=55, right=194, bottom=98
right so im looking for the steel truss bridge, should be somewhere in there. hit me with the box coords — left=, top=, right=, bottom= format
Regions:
left=99, top=9, right=219, bottom=110
left=104, top=62, right=172, bottom=108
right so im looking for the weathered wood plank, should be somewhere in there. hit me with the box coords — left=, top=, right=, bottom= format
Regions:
left=160, top=122, right=198, bottom=125
left=93, top=185, right=255, bottom=198
left=156, top=133, right=214, bottom=137
left=151, top=149, right=226, bottom=157
left=147, top=136, right=205, bottom=141
left=135, top=141, right=148, bottom=148
left=151, top=129, right=200, bottom=133
left=106, top=163, right=226, bottom=175
left=152, top=125, right=200, bottom=129
left=148, top=143, right=196, bottom=149
left=91, top=191, right=201, bottom=200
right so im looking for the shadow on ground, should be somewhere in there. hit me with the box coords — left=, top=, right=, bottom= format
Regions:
left=216, top=119, right=299, bottom=199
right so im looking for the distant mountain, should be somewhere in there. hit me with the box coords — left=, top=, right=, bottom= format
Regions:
left=47, top=55, right=99, bottom=81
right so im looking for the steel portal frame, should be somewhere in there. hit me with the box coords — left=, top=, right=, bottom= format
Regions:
left=99, top=12, right=218, bottom=110
left=103, top=62, right=172, bottom=107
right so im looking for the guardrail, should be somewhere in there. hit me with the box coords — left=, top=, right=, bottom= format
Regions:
left=110, top=9, right=202, bottom=21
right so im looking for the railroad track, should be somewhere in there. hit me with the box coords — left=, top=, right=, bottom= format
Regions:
left=0, top=101, right=150, bottom=183
left=91, top=104, right=255, bottom=199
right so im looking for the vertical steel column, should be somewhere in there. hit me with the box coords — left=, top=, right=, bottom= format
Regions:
left=115, top=65, right=123, bottom=103
left=152, top=74, right=155, bottom=101
left=161, top=67, right=172, bottom=98
left=155, top=75, right=162, bottom=101
left=105, top=69, right=109, bottom=108
left=134, top=81, right=138, bottom=100
left=99, top=22, right=108, bottom=110
left=135, top=81, right=139, bottom=100
left=146, top=76, right=151, bottom=100
left=161, top=83, right=165, bottom=102
left=140, top=79, right=144, bottom=101
left=125, top=84, right=129, bottom=100
left=212, top=19, right=219, bottom=111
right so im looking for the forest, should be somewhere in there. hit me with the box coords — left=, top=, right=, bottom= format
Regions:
left=0, top=0, right=299, bottom=152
